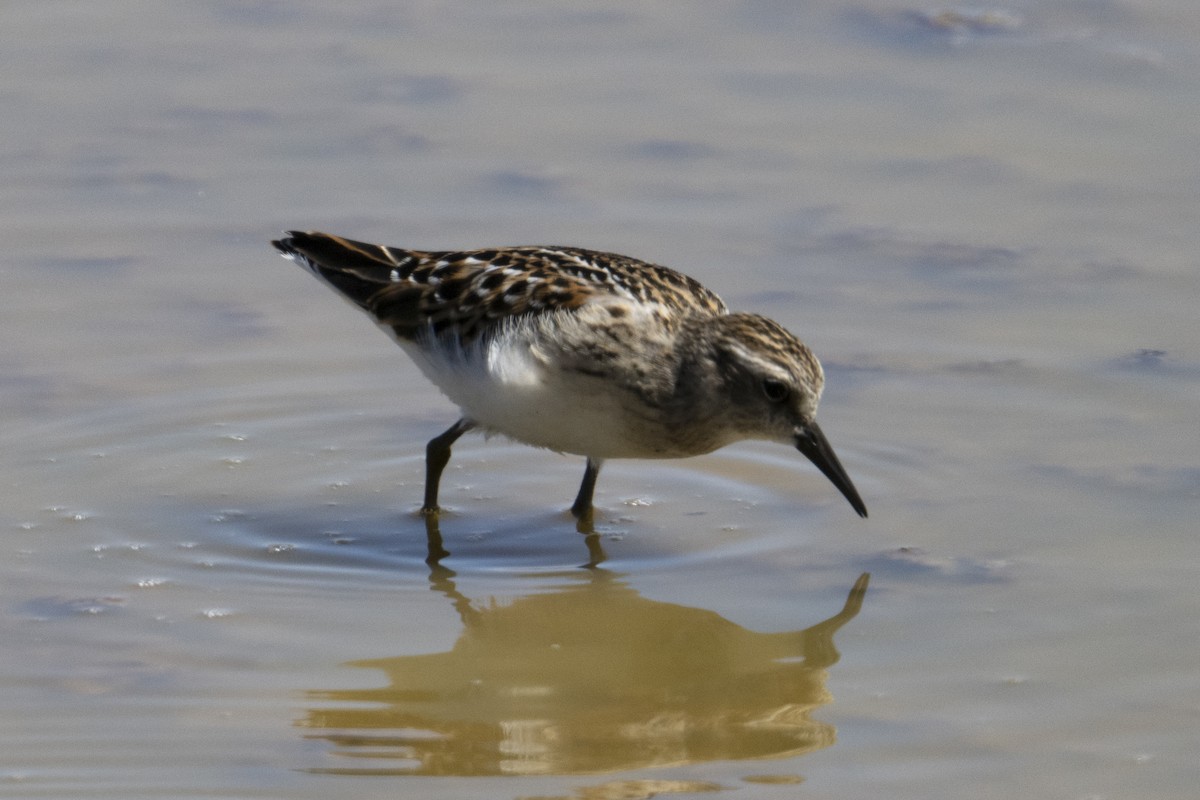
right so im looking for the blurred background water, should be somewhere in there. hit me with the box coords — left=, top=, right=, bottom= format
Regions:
left=2, top=2, right=1197, bottom=798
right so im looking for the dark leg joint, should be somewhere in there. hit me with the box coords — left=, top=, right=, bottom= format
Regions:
left=422, top=418, right=474, bottom=513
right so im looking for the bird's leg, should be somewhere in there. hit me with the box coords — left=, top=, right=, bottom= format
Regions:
left=422, top=418, right=475, bottom=514
left=570, top=457, right=603, bottom=528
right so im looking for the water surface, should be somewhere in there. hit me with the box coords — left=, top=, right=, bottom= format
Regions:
left=2, top=2, right=1197, bottom=798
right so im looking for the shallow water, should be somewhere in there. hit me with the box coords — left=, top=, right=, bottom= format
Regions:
left=3, top=2, right=1198, bottom=798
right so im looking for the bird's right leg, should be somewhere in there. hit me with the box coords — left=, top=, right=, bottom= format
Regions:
left=570, top=457, right=603, bottom=529
left=422, top=418, right=475, bottom=514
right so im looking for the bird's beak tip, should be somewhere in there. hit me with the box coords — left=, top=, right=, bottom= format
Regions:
left=794, top=422, right=868, bottom=519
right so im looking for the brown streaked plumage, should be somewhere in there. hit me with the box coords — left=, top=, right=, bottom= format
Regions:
left=273, top=230, right=867, bottom=528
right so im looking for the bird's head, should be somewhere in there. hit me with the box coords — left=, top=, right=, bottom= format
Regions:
left=707, top=313, right=867, bottom=518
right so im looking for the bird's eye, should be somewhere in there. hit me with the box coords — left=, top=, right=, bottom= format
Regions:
left=761, top=378, right=790, bottom=403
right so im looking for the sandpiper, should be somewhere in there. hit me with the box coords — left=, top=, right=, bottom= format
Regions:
left=273, top=231, right=867, bottom=524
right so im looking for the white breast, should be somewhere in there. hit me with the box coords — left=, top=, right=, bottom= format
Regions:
left=397, top=326, right=655, bottom=459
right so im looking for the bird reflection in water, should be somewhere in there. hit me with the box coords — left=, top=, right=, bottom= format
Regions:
left=299, top=549, right=870, bottom=777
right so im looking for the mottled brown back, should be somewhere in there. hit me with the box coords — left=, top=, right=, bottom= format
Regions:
left=273, top=231, right=728, bottom=343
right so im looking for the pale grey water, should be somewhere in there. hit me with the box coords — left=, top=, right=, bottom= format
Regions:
left=2, top=2, right=1198, bottom=798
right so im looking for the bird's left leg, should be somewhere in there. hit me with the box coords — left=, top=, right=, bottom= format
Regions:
left=422, top=418, right=476, bottom=513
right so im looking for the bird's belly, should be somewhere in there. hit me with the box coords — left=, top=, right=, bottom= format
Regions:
left=469, top=382, right=652, bottom=458
left=401, top=339, right=684, bottom=459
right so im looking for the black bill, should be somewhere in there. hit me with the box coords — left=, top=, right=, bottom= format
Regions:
left=794, top=422, right=868, bottom=518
